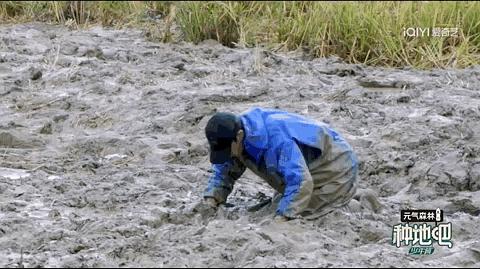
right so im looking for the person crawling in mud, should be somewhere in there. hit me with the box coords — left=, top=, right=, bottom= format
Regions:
left=201, top=107, right=364, bottom=223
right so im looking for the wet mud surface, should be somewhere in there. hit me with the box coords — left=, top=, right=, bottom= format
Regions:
left=1, top=23, right=480, bottom=267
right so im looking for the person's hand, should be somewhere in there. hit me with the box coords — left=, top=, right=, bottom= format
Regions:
left=204, top=197, right=218, bottom=208
left=273, top=215, right=289, bottom=223
left=192, top=198, right=218, bottom=218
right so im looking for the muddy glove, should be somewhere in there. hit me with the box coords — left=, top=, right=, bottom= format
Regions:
left=273, top=215, right=290, bottom=223
left=193, top=198, right=218, bottom=218
left=204, top=197, right=218, bottom=208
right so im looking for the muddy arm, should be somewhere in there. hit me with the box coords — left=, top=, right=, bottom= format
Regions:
left=204, top=158, right=246, bottom=204
left=276, top=141, right=314, bottom=218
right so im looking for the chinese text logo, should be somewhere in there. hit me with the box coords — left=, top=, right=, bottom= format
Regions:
left=392, top=209, right=453, bottom=256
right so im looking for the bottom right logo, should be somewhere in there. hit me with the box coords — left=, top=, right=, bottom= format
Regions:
left=392, top=208, right=453, bottom=255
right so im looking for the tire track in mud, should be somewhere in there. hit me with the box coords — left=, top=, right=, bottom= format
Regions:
left=1, top=23, right=480, bottom=267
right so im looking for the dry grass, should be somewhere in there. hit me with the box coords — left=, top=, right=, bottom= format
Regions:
left=1, top=1, right=479, bottom=69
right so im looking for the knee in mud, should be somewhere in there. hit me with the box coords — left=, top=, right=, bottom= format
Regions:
left=354, top=188, right=382, bottom=213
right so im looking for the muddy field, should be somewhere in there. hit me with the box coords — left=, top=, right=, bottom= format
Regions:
left=1, top=23, right=480, bottom=267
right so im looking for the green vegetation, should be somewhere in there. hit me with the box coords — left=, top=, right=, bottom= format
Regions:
left=1, top=1, right=479, bottom=69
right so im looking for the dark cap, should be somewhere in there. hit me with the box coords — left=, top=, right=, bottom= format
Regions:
left=205, top=112, right=241, bottom=164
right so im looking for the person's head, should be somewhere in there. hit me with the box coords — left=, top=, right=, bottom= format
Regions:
left=205, top=112, right=244, bottom=164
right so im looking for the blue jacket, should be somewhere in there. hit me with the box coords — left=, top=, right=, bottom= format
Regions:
left=204, top=107, right=357, bottom=218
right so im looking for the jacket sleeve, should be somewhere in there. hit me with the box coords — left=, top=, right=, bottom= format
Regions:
left=276, top=140, right=314, bottom=218
left=204, top=158, right=246, bottom=203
